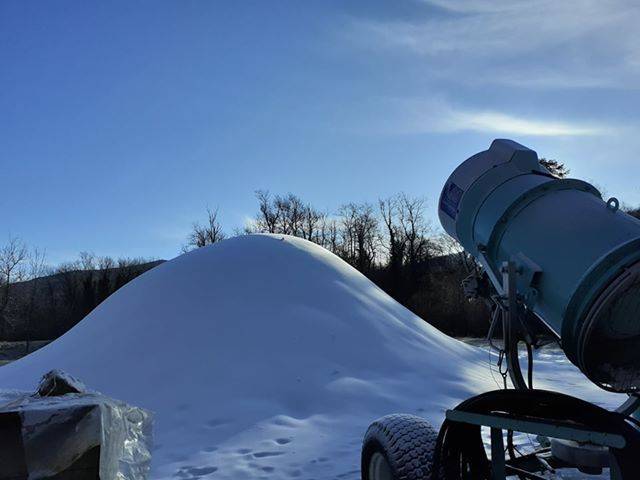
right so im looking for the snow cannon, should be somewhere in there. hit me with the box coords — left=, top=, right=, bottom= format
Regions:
left=439, top=139, right=640, bottom=393
left=361, top=140, right=640, bottom=480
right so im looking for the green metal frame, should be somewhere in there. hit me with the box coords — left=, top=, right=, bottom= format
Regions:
left=445, top=408, right=624, bottom=480
left=440, top=260, right=634, bottom=479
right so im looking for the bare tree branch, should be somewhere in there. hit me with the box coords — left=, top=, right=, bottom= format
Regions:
left=183, top=207, right=226, bottom=252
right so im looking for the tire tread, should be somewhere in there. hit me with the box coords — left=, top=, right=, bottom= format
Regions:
left=362, top=414, right=438, bottom=480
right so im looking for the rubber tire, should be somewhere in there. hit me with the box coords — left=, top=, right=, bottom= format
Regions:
left=361, top=414, right=440, bottom=480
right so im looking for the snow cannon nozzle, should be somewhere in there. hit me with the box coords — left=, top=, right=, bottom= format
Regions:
left=439, top=139, right=640, bottom=393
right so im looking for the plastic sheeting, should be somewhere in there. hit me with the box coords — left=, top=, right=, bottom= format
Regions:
left=0, top=369, right=152, bottom=479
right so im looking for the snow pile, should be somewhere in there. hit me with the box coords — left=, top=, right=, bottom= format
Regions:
left=0, top=235, right=618, bottom=479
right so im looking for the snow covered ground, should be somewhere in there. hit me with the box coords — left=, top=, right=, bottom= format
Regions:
left=0, top=235, right=624, bottom=479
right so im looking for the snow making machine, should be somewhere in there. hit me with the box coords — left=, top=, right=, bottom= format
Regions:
left=361, top=139, right=640, bottom=479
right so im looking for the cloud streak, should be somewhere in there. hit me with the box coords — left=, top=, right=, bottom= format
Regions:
left=348, top=0, right=640, bottom=89
left=386, top=98, right=612, bottom=137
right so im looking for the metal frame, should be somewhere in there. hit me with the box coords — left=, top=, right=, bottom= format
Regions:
left=446, top=409, right=624, bottom=480
left=482, top=257, right=530, bottom=391
left=440, top=259, right=638, bottom=479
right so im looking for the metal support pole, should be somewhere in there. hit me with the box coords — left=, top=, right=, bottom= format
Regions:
left=502, top=260, right=528, bottom=390
left=609, top=451, right=623, bottom=480
left=491, top=427, right=506, bottom=480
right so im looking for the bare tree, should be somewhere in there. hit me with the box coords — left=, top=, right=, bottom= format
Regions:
left=397, top=194, right=433, bottom=268
left=379, top=197, right=405, bottom=269
left=301, top=203, right=322, bottom=242
left=79, top=251, right=96, bottom=270
left=24, top=248, right=47, bottom=353
left=0, top=237, right=28, bottom=286
left=276, top=194, right=305, bottom=236
left=184, top=207, right=226, bottom=252
left=28, top=248, right=48, bottom=279
left=114, top=256, right=148, bottom=289
left=436, top=234, right=479, bottom=274
left=339, top=203, right=379, bottom=272
left=318, top=215, right=339, bottom=253
left=0, top=237, right=28, bottom=323
left=378, top=197, right=407, bottom=297
left=0, top=237, right=28, bottom=340
left=98, top=256, right=115, bottom=270
left=540, top=158, right=569, bottom=178
left=54, top=261, right=81, bottom=322
left=254, top=190, right=279, bottom=233
left=251, top=191, right=324, bottom=243
left=96, top=256, right=115, bottom=303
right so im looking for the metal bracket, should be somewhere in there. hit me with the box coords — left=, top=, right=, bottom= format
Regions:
left=512, top=252, right=542, bottom=308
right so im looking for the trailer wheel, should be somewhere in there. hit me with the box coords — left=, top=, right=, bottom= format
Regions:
left=361, top=414, right=440, bottom=480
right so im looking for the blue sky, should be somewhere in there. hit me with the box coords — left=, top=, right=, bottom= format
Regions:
left=2, top=1, right=639, bottom=264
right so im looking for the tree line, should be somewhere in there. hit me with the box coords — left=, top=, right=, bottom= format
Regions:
left=4, top=157, right=640, bottom=342
left=0, top=243, right=158, bottom=343
left=184, top=191, right=490, bottom=336
left=181, top=158, right=639, bottom=337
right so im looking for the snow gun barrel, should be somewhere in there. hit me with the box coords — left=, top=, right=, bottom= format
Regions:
left=438, top=139, right=640, bottom=393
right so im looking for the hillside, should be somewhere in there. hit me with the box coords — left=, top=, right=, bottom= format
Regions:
left=0, top=260, right=164, bottom=341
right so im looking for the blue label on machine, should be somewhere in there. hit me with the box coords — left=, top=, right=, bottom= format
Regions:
left=440, top=182, right=464, bottom=219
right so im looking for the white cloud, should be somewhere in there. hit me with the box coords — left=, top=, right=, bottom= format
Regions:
left=348, top=0, right=640, bottom=89
left=385, top=98, right=612, bottom=137
left=451, top=111, right=606, bottom=137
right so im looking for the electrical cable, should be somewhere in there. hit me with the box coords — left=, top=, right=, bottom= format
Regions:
left=526, top=342, right=533, bottom=390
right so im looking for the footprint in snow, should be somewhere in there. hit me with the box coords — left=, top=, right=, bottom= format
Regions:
left=173, top=465, right=218, bottom=478
left=275, top=437, right=292, bottom=445
left=336, top=470, right=360, bottom=479
left=253, top=451, right=285, bottom=458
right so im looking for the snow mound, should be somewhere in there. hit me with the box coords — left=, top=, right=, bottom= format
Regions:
left=0, top=235, right=496, bottom=479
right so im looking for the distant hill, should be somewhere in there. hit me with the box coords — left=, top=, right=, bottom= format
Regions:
left=0, top=260, right=164, bottom=341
